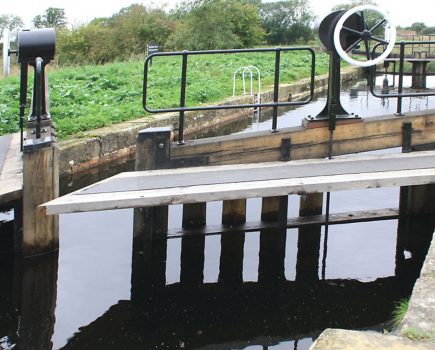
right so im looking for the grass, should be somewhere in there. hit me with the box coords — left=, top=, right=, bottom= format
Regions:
left=402, top=327, right=435, bottom=341
left=391, top=298, right=409, bottom=328
left=0, top=51, right=330, bottom=139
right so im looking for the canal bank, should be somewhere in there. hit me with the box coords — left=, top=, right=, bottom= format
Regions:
left=58, top=67, right=363, bottom=177
left=311, top=229, right=435, bottom=349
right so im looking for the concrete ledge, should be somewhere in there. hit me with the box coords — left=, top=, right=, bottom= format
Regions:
left=310, top=329, right=435, bottom=350
left=399, top=232, right=435, bottom=340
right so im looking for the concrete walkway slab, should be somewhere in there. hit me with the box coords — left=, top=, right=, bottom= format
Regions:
left=0, top=133, right=23, bottom=205
left=310, top=328, right=435, bottom=349
left=0, top=134, right=12, bottom=174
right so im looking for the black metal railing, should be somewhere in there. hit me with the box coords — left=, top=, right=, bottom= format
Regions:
left=370, top=41, right=435, bottom=115
left=143, top=47, right=315, bottom=144
left=396, top=34, right=435, bottom=58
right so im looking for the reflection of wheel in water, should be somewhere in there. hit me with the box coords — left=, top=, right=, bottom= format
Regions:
left=333, top=5, right=396, bottom=67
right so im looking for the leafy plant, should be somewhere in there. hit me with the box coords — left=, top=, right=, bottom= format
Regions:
left=0, top=51, right=329, bottom=139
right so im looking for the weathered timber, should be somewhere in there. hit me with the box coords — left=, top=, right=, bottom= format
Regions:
left=261, top=196, right=287, bottom=222
left=44, top=150, right=435, bottom=215
left=170, top=110, right=435, bottom=165
left=131, top=128, right=171, bottom=300
left=133, top=127, right=171, bottom=241
left=181, top=202, right=206, bottom=285
left=166, top=208, right=398, bottom=239
left=22, top=127, right=58, bottom=257
left=399, top=122, right=435, bottom=218
left=296, top=193, right=323, bottom=281
left=222, top=199, right=246, bottom=225
left=299, top=193, right=323, bottom=217
left=220, top=199, right=246, bottom=284
left=182, top=203, right=206, bottom=228
left=409, top=59, right=430, bottom=89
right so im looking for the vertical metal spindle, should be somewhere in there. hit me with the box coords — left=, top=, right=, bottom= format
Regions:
left=178, top=52, right=188, bottom=145
left=33, top=58, right=43, bottom=139
left=19, top=63, right=28, bottom=151
left=271, top=48, right=281, bottom=132
left=396, top=42, right=405, bottom=115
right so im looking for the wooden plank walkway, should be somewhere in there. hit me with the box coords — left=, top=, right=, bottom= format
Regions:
left=0, top=134, right=22, bottom=206
left=44, top=150, right=435, bottom=215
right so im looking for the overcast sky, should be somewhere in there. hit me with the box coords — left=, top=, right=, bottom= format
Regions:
left=1, top=0, right=434, bottom=29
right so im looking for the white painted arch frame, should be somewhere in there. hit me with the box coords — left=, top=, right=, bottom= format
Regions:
left=232, top=65, right=261, bottom=104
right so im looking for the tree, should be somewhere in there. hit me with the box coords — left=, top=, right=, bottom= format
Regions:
left=167, top=0, right=264, bottom=50
left=331, top=1, right=384, bottom=39
left=55, top=4, right=176, bottom=64
left=331, top=0, right=378, bottom=11
left=0, top=14, right=24, bottom=38
left=108, top=4, right=175, bottom=57
left=406, top=22, right=427, bottom=34
left=421, top=27, right=435, bottom=35
left=260, top=1, right=315, bottom=44
left=33, top=8, right=67, bottom=29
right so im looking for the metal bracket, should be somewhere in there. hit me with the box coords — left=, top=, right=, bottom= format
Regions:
left=280, top=138, right=291, bottom=161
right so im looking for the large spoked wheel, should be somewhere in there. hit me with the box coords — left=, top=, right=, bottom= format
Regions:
left=333, top=5, right=396, bottom=67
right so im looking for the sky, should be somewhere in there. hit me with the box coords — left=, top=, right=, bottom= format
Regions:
left=1, top=0, right=434, bottom=29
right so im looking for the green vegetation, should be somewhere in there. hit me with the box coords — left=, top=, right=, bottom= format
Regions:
left=402, top=327, right=435, bottom=341
left=167, top=0, right=264, bottom=50
left=0, top=51, right=330, bottom=139
left=391, top=299, right=409, bottom=328
left=260, top=0, right=315, bottom=44
left=11, top=1, right=315, bottom=66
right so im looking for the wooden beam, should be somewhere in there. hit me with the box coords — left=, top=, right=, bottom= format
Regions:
left=133, top=127, right=171, bottom=241
left=43, top=150, right=435, bottom=215
left=296, top=193, right=323, bottom=282
left=170, top=111, right=435, bottom=165
left=22, top=138, right=59, bottom=256
left=222, top=199, right=246, bottom=225
left=182, top=203, right=206, bottom=228
left=167, top=208, right=398, bottom=238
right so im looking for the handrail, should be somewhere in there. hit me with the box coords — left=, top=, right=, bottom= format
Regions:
left=143, top=47, right=315, bottom=144
left=369, top=41, right=435, bottom=115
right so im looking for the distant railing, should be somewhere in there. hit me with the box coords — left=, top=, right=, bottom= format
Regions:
left=370, top=40, right=435, bottom=115
left=396, top=34, right=435, bottom=58
left=143, top=47, right=315, bottom=144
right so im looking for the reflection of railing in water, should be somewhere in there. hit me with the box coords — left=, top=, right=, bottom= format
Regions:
left=1, top=213, right=433, bottom=350
left=1, top=213, right=427, bottom=350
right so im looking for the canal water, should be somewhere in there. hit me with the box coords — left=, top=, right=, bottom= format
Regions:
left=1, top=74, right=435, bottom=350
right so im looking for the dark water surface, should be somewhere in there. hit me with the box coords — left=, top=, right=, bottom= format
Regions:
left=1, top=74, right=435, bottom=350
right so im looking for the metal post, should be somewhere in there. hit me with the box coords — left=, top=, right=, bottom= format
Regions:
left=396, top=42, right=405, bottom=115
left=271, top=48, right=281, bottom=132
left=178, top=52, right=188, bottom=145
left=19, top=63, right=28, bottom=151
left=33, top=58, right=44, bottom=138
